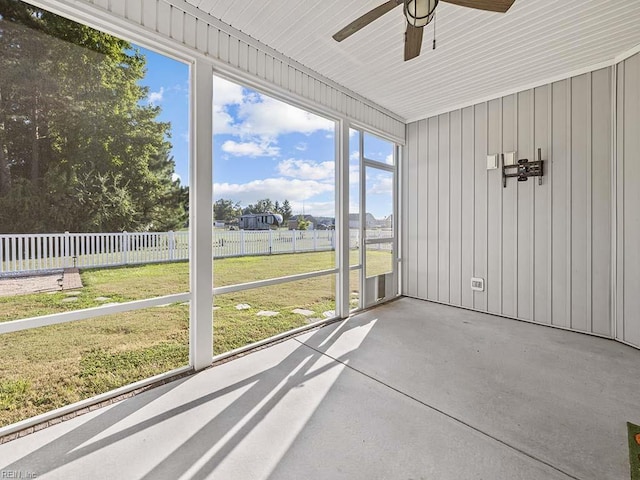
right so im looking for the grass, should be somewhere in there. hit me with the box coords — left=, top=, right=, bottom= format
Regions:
left=0, top=249, right=392, bottom=427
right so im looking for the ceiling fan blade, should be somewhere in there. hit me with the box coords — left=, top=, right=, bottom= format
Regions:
left=441, top=0, right=515, bottom=13
left=404, top=23, right=424, bottom=61
left=333, top=0, right=401, bottom=42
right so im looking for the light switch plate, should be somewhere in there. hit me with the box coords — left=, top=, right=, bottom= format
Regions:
left=471, top=277, right=485, bottom=292
left=504, top=151, right=516, bottom=166
left=487, top=154, right=498, bottom=170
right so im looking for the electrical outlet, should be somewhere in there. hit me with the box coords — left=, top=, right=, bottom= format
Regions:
left=471, top=277, right=485, bottom=291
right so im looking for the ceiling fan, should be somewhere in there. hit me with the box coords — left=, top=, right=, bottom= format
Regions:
left=332, top=0, right=516, bottom=61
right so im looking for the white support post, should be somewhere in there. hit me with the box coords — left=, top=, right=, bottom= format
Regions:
left=190, top=59, right=214, bottom=371
left=122, top=231, right=128, bottom=266
left=64, top=231, right=70, bottom=269
left=336, top=120, right=351, bottom=318
left=168, top=230, right=175, bottom=262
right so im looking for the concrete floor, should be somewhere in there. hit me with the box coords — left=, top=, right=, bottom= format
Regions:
left=1, top=297, right=638, bottom=479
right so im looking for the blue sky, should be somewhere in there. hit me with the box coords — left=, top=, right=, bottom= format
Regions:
left=139, top=46, right=394, bottom=219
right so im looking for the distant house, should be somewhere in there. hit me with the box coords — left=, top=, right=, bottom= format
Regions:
left=349, top=213, right=378, bottom=229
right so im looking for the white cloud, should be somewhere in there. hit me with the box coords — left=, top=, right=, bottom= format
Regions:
left=212, top=76, right=334, bottom=145
left=369, top=176, right=393, bottom=195
left=277, top=159, right=334, bottom=181
left=213, top=178, right=334, bottom=206
left=213, top=76, right=244, bottom=107
left=237, top=95, right=334, bottom=138
left=171, top=173, right=181, bottom=183
left=289, top=201, right=335, bottom=217
left=350, top=151, right=360, bottom=162
left=385, top=154, right=394, bottom=165
left=221, top=140, right=279, bottom=157
left=213, top=107, right=238, bottom=135
left=148, top=87, right=164, bottom=104
left=295, top=142, right=307, bottom=151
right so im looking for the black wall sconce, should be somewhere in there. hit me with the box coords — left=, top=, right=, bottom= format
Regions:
left=503, top=148, right=544, bottom=188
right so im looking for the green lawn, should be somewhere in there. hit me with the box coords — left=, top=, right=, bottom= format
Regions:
left=0, top=249, right=392, bottom=427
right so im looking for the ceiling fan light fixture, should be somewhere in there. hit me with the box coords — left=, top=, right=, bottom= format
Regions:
left=404, top=0, right=438, bottom=28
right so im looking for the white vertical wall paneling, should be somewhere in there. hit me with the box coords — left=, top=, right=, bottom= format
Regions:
left=621, top=53, right=640, bottom=347
left=449, top=110, right=462, bottom=306
left=417, top=120, right=428, bottom=299
left=183, top=13, right=196, bottom=48
left=615, top=63, right=625, bottom=342
left=196, top=17, right=207, bottom=52
left=566, top=79, right=573, bottom=330
left=110, top=0, right=126, bottom=17
left=586, top=73, right=593, bottom=334
left=517, top=90, right=533, bottom=320
left=248, top=46, right=259, bottom=77
left=474, top=103, right=488, bottom=311
left=534, top=85, right=550, bottom=325
left=404, top=66, right=622, bottom=342
left=218, top=33, right=229, bottom=63
left=487, top=99, right=501, bottom=315
left=547, top=84, right=553, bottom=326
left=427, top=117, right=439, bottom=301
left=206, top=27, right=218, bottom=58
left=170, top=6, right=184, bottom=42
left=142, top=0, right=157, bottom=29
left=591, top=68, right=612, bottom=336
left=405, top=123, right=419, bottom=298
left=502, top=94, right=517, bottom=318
left=229, top=37, right=240, bottom=70
left=401, top=125, right=409, bottom=296
left=551, top=80, right=569, bottom=328
left=438, top=114, right=450, bottom=304
left=156, top=1, right=171, bottom=36
left=461, top=107, right=475, bottom=309
left=125, top=0, right=141, bottom=33
left=571, top=74, right=589, bottom=332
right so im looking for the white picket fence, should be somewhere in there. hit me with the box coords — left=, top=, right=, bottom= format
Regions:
left=0, top=229, right=362, bottom=276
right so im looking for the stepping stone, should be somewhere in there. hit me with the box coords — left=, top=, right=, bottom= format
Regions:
left=61, top=297, right=78, bottom=303
left=292, top=308, right=314, bottom=316
left=64, top=291, right=81, bottom=296
left=212, top=306, right=221, bottom=311
left=95, top=297, right=110, bottom=302
left=101, top=303, right=120, bottom=307
left=235, top=304, right=251, bottom=310
left=154, top=303, right=172, bottom=308
left=323, top=310, right=336, bottom=318
left=256, top=310, right=279, bottom=317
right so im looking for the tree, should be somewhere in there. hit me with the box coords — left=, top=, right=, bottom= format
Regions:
left=280, top=199, right=293, bottom=223
left=247, top=198, right=274, bottom=214
left=296, top=215, right=310, bottom=231
left=0, top=1, right=187, bottom=233
left=213, top=198, right=241, bottom=223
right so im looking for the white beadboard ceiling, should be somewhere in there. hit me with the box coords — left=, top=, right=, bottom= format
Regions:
left=185, top=0, right=640, bottom=122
